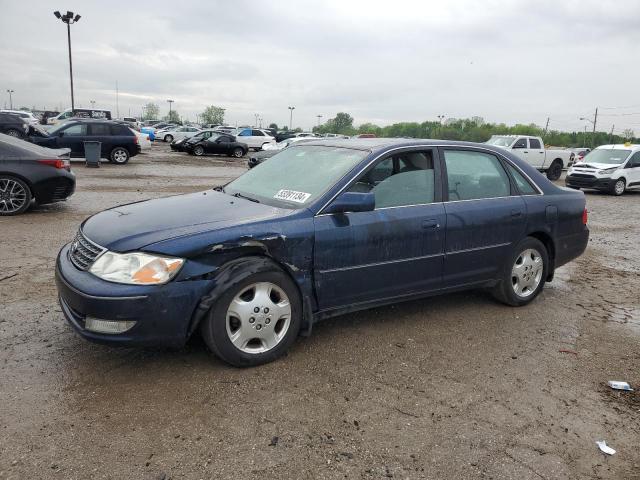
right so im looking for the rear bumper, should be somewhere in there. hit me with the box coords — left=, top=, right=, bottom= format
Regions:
left=555, top=227, right=589, bottom=269
left=565, top=175, right=611, bottom=189
left=33, top=172, right=76, bottom=204
left=55, top=244, right=214, bottom=348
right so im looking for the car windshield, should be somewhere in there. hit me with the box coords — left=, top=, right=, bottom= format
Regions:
left=583, top=149, right=631, bottom=165
left=486, top=136, right=515, bottom=147
left=224, top=145, right=368, bottom=209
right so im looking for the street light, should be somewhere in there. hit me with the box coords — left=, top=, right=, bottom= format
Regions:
left=288, top=106, right=295, bottom=130
left=6, top=90, right=14, bottom=110
left=316, top=114, right=323, bottom=127
left=167, top=99, right=174, bottom=120
left=90, top=100, right=95, bottom=107
left=53, top=10, right=81, bottom=111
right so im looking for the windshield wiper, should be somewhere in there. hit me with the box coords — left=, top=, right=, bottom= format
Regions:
left=232, top=192, right=260, bottom=203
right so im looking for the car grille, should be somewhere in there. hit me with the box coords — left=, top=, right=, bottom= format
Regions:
left=569, top=173, right=596, bottom=179
left=69, top=230, right=105, bottom=270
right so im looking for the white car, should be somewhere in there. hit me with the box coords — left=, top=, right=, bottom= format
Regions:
left=262, top=136, right=314, bottom=151
left=0, top=109, right=39, bottom=126
left=132, top=129, right=152, bottom=151
left=159, top=126, right=201, bottom=143
left=565, top=144, right=640, bottom=195
left=235, top=128, right=276, bottom=150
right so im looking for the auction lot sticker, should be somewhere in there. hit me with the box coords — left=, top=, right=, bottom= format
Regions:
left=274, top=189, right=311, bottom=203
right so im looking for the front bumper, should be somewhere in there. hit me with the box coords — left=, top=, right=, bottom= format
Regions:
left=55, top=244, right=214, bottom=347
left=565, top=174, right=612, bottom=189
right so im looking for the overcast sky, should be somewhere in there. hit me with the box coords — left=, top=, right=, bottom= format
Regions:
left=1, top=0, right=639, bottom=133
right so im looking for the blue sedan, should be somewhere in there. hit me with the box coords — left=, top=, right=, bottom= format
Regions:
left=55, top=139, right=589, bottom=366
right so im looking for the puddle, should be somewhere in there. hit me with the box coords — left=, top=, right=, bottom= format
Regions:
left=548, top=265, right=574, bottom=292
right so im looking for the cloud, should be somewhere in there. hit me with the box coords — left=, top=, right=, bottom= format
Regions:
left=0, top=0, right=638, bottom=132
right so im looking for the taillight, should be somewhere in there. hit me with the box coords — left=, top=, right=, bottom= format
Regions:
left=38, top=159, right=71, bottom=171
left=133, top=135, right=139, bottom=144
left=582, top=208, right=588, bottom=225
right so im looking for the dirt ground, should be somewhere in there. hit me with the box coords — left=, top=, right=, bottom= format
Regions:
left=1, top=143, right=639, bottom=480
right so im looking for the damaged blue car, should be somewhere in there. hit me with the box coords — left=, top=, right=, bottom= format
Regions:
left=55, top=139, right=589, bottom=366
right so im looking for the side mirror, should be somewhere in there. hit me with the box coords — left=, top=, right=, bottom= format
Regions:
left=58, top=131, right=65, bottom=137
left=324, top=192, right=375, bottom=214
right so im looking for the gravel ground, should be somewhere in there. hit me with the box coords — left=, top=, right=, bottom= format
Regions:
left=1, top=143, right=639, bottom=480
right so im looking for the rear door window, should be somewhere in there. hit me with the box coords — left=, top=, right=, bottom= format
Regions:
left=110, top=124, right=131, bottom=135
left=90, top=124, right=111, bottom=136
left=62, top=124, right=87, bottom=136
left=529, top=138, right=542, bottom=149
left=505, top=163, right=537, bottom=194
left=252, top=130, right=264, bottom=136
left=443, top=150, right=512, bottom=200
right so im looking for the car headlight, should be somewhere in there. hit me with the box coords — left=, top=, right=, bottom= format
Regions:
left=89, top=251, right=184, bottom=285
left=597, top=167, right=618, bottom=175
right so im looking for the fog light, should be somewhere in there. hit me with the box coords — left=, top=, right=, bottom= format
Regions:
left=85, top=317, right=137, bottom=334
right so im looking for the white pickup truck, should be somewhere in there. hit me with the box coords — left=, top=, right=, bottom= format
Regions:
left=486, top=135, right=574, bottom=180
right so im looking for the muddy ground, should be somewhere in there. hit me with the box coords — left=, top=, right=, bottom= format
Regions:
left=1, top=143, right=639, bottom=480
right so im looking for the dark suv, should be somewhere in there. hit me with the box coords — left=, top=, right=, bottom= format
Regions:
left=30, top=120, right=140, bottom=164
left=0, top=113, right=29, bottom=138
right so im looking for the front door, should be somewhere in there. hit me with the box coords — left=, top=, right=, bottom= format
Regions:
left=625, top=151, right=640, bottom=187
left=57, top=123, right=88, bottom=157
left=314, top=149, right=445, bottom=310
left=440, top=147, right=526, bottom=287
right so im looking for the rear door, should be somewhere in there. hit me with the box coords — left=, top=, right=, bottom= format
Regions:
left=57, top=123, right=88, bottom=156
left=87, top=123, right=112, bottom=157
left=528, top=137, right=546, bottom=168
left=440, top=148, right=526, bottom=287
left=314, top=149, right=445, bottom=309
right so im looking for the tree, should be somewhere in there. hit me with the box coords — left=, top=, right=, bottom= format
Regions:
left=622, top=128, right=635, bottom=141
left=142, top=103, right=159, bottom=120
left=333, top=112, right=354, bottom=134
left=268, top=123, right=278, bottom=130
left=201, top=106, right=225, bottom=125
left=164, top=110, right=180, bottom=123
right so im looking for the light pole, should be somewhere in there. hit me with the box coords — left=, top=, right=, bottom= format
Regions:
left=254, top=113, right=259, bottom=127
left=437, top=115, right=445, bottom=138
left=90, top=100, right=95, bottom=108
left=167, top=99, right=174, bottom=120
left=580, top=116, right=595, bottom=148
left=316, top=114, right=323, bottom=127
left=288, top=106, right=295, bottom=130
left=53, top=11, right=81, bottom=112
left=6, top=90, right=14, bottom=110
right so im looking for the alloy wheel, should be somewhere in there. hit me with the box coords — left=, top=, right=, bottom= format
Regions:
left=614, top=180, right=625, bottom=195
left=112, top=148, right=128, bottom=163
left=225, top=282, right=292, bottom=354
left=0, top=178, right=28, bottom=214
left=511, top=248, right=543, bottom=298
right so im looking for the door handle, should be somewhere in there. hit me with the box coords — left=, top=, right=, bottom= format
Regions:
left=523, top=151, right=529, bottom=153
left=510, top=210, right=523, bottom=218
left=422, top=219, right=440, bottom=229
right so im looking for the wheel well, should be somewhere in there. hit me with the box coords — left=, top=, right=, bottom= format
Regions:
left=552, top=158, right=563, bottom=167
left=0, top=172, right=35, bottom=198
left=528, top=231, right=555, bottom=281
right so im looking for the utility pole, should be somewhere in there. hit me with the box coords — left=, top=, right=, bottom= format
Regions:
left=115, top=80, right=119, bottom=118
left=544, top=117, right=550, bottom=135
left=609, top=124, right=615, bottom=144
left=316, top=114, right=323, bottom=127
left=167, top=99, right=174, bottom=120
left=592, top=108, right=598, bottom=134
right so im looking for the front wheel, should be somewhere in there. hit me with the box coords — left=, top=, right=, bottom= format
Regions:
left=193, top=145, right=205, bottom=156
left=164, top=134, right=173, bottom=143
left=546, top=160, right=563, bottom=181
left=200, top=260, right=302, bottom=367
left=5, top=129, right=22, bottom=138
left=110, top=147, right=130, bottom=164
left=492, top=237, right=548, bottom=306
left=610, top=178, right=625, bottom=196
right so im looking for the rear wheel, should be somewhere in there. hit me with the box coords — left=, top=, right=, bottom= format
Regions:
left=200, top=260, right=302, bottom=367
left=231, top=147, right=244, bottom=158
left=193, top=145, right=205, bottom=156
left=610, top=178, right=625, bottom=196
left=110, top=147, right=129, bottom=164
left=0, top=176, right=32, bottom=216
left=164, top=134, right=173, bottom=143
left=492, top=237, right=548, bottom=306
left=546, top=160, right=563, bottom=181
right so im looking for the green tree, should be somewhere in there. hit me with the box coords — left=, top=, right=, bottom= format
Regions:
left=268, top=123, right=278, bottom=130
left=164, top=110, right=180, bottom=123
left=333, top=112, right=354, bottom=134
left=142, top=103, right=159, bottom=120
left=201, top=106, right=225, bottom=125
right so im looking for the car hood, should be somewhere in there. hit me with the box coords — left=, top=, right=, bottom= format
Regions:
left=251, top=150, right=280, bottom=160
left=81, top=190, right=287, bottom=252
left=573, top=162, right=622, bottom=169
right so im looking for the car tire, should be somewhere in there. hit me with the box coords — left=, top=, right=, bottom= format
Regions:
left=610, top=178, right=625, bottom=196
left=0, top=175, right=32, bottom=216
left=200, top=259, right=302, bottom=367
left=5, top=129, right=22, bottom=138
left=261, top=143, right=271, bottom=151
left=164, top=134, right=173, bottom=143
left=492, top=237, right=548, bottom=307
left=231, top=147, right=244, bottom=158
left=193, top=145, right=205, bottom=156
left=546, top=160, right=563, bottom=181
left=110, top=147, right=130, bottom=164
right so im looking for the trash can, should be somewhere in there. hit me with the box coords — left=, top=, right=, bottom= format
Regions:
left=83, top=141, right=101, bottom=168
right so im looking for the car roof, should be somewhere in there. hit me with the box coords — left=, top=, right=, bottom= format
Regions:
left=292, top=137, right=505, bottom=152
left=594, top=144, right=640, bottom=151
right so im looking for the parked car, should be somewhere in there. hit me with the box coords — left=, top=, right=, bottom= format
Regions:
left=570, top=148, right=591, bottom=165
left=486, top=135, right=574, bottom=180
left=120, top=117, right=141, bottom=130
left=29, top=119, right=140, bottom=164
left=40, top=111, right=61, bottom=125
left=133, top=130, right=152, bottom=151
left=248, top=137, right=314, bottom=168
left=48, top=108, right=112, bottom=125
left=55, top=138, right=588, bottom=367
left=275, top=131, right=297, bottom=142
left=295, top=132, right=318, bottom=138
left=565, top=144, right=640, bottom=195
left=184, top=133, right=248, bottom=157
left=356, top=133, right=376, bottom=138
left=159, top=126, right=201, bottom=143
left=235, top=128, right=276, bottom=150
left=0, top=110, right=39, bottom=126
left=170, top=129, right=218, bottom=152
left=0, top=112, right=29, bottom=138
left=0, top=133, right=75, bottom=215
